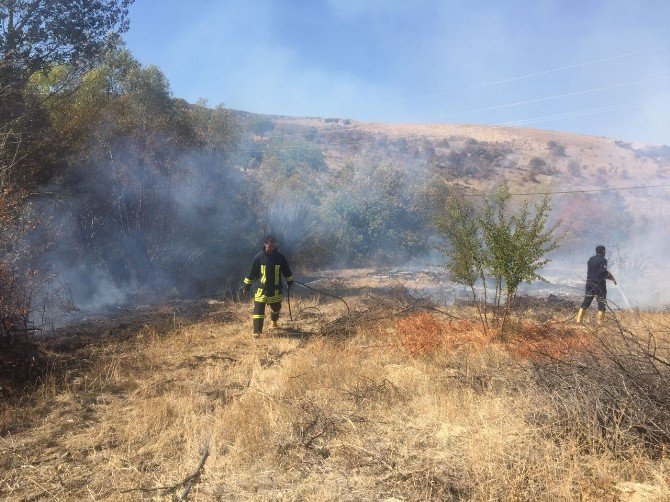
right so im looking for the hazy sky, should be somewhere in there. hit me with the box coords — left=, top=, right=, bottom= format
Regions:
left=124, top=0, right=670, bottom=145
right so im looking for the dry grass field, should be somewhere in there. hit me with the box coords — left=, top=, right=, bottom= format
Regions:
left=1, top=291, right=670, bottom=501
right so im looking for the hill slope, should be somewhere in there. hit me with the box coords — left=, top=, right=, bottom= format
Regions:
left=233, top=111, right=670, bottom=253
left=229, top=112, right=670, bottom=306
left=237, top=111, right=670, bottom=193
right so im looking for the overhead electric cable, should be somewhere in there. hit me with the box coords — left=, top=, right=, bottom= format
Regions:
left=225, top=77, right=669, bottom=155
left=445, top=72, right=670, bottom=117
left=401, top=45, right=668, bottom=101
left=497, top=101, right=643, bottom=127
left=455, top=183, right=670, bottom=198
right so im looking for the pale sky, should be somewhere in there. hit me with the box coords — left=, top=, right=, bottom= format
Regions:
left=124, top=0, right=670, bottom=145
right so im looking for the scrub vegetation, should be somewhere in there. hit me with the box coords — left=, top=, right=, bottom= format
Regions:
left=1, top=0, right=666, bottom=339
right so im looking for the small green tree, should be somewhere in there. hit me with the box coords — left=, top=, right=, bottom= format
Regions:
left=251, top=118, right=275, bottom=138
left=435, top=194, right=489, bottom=333
left=436, top=182, right=561, bottom=333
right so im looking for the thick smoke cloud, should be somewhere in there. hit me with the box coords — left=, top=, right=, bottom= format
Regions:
left=541, top=179, right=670, bottom=308
left=25, top=110, right=670, bottom=322
left=31, top=135, right=259, bottom=316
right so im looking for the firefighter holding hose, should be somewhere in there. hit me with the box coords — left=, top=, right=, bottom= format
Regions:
left=576, top=245, right=616, bottom=325
left=240, top=235, right=293, bottom=337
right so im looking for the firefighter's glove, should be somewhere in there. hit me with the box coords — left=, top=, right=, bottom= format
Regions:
left=287, top=280, right=294, bottom=288
left=239, top=285, right=250, bottom=299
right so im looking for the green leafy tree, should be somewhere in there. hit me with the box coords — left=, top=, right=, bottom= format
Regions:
left=0, top=0, right=134, bottom=189
left=251, top=118, right=275, bottom=138
left=18, top=48, right=247, bottom=304
left=435, top=194, right=489, bottom=332
left=1, top=0, right=135, bottom=235
left=189, top=103, right=238, bottom=157
left=0, top=0, right=133, bottom=89
left=1, top=1, right=133, bottom=356
left=29, top=50, right=202, bottom=157
left=436, top=182, right=561, bottom=333
left=482, top=184, right=560, bottom=328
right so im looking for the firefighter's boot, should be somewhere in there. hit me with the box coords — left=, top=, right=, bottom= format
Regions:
left=576, top=308, right=585, bottom=324
left=253, top=315, right=264, bottom=338
left=270, top=310, right=280, bottom=329
left=597, top=310, right=605, bottom=324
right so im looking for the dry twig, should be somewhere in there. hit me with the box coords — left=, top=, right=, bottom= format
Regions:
left=120, top=438, right=210, bottom=500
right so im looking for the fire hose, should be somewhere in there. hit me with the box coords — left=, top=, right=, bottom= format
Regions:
left=287, top=280, right=351, bottom=321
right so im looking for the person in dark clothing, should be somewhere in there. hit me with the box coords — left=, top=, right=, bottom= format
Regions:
left=576, top=245, right=616, bottom=324
left=240, top=235, right=293, bottom=337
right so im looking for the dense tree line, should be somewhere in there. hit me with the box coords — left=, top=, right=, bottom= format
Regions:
left=1, top=0, right=433, bottom=340
left=1, top=1, right=255, bottom=333
left=0, top=0, right=133, bottom=366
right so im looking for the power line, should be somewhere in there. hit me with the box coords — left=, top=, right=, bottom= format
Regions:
left=402, top=45, right=668, bottom=101
left=400, top=45, right=668, bottom=102
left=497, top=101, right=642, bottom=127
left=445, top=72, right=670, bottom=118
left=220, top=46, right=670, bottom=154
left=456, top=183, right=670, bottom=198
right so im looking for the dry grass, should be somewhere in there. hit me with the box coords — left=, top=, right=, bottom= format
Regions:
left=1, top=299, right=669, bottom=500
left=397, top=313, right=444, bottom=356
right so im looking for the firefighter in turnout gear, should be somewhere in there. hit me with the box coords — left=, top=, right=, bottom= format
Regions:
left=240, top=235, right=293, bottom=337
left=576, top=245, right=616, bottom=325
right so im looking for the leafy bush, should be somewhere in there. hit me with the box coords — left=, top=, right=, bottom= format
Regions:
left=251, top=118, right=275, bottom=138
left=261, top=138, right=327, bottom=175
left=528, top=156, right=558, bottom=181
left=547, top=140, right=567, bottom=157
left=442, top=139, right=512, bottom=179
left=435, top=183, right=561, bottom=332
left=567, top=159, right=582, bottom=178
left=322, top=159, right=429, bottom=265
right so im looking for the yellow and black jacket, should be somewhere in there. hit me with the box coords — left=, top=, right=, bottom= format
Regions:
left=243, top=249, right=293, bottom=304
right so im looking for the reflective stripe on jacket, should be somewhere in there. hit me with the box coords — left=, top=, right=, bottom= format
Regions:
left=243, top=249, right=293, bottom=303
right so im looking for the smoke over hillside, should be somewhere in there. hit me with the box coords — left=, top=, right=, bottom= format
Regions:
left=25, top=110, right=670, bottom=319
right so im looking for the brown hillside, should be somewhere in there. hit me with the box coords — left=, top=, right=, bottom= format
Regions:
left=232, top=112, right=670, bottom=234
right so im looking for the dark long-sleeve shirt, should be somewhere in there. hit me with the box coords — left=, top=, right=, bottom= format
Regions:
left=585, top=254, right=613, bottom=294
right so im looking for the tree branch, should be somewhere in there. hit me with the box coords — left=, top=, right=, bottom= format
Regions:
left=120, top=439, right=210, bottom=500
